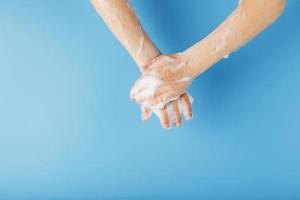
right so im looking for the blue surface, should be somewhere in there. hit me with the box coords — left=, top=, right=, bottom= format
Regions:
left=0, top=0, right=299, bottom=199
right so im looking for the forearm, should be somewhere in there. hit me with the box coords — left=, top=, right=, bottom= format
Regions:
left=184, top=0, right=286, bottom=77
left=91, top=0, right=160, bottom=67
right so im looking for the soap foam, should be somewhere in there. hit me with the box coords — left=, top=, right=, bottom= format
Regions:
left=137, top=35, right=144, bottom=56
left=132, top=70, right=193, bottom=111
left=166, top=103, right=176, bottom=127
left=131, top=75, right=162, bottom=100
left=223, top=54, right=229, bottom=59
left=111, top=9, right=131, bottom=51
left=95, top=0, right=106, bottom=7
left=173, top=62, right=186, bottom=69
left=181, top=94, right=193, bottom=120
left=163, top=56, right=176, bottom=63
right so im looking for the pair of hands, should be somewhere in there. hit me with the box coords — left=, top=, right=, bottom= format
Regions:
left=92, top=0, right=286, bottom=128
left=130, top=52, right=195, bottom=129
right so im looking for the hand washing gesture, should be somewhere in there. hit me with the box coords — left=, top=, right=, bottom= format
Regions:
left=129, top=0, right=285, bottom=123
left=91, top=0, right=194, bottom=128
left=130, top=54, right=194, bottom=110
left=92, top=0, right=285, bottom=128
left=139, top=55, right=194, bottom=128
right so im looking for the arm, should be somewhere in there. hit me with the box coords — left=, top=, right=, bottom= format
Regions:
left=130, top=0, right=286, bottom=108
left=91, top=0, right=160, bottom=68
left=91, top=0, right=193, bottom=128
left=186, top=0, right=286, bottom=77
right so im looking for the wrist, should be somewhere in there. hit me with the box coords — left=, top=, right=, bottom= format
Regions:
left=181, top=50, right=199, bottom=79
left=183, top=40, right=219, bottom=79
left=137, top=48, right=161, bottom=69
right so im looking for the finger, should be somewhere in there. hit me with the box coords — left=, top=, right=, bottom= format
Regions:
left=181, top=94, right=193, bottom=120
left=171, top=101, right=182, bottom=127
left=141, top=106, right=152, bottom=121
left=146, top=91, right=181, bottom=108
left=135, top=86, right=171, bottom=107
left=159, top=107, right=170, bottom=129
left=145, top=96, right=164, bottom=108
left=154, top=86, right=169, bottom=97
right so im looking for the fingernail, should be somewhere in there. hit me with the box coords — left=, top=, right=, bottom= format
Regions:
left=129, top=94, right=134, bottom=100
left=142, top=113, right=147, bottom=121
left=162, top=123, right=170, bottom=129
left=163, top=126, right=171, bottom=130
left=186, top=114, right=193, bottom=121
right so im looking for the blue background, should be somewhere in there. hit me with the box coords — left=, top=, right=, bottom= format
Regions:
left=0, top=0, right=299, bottom=199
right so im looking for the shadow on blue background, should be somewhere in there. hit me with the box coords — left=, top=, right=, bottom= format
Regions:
left=0, top=0, right=299, bottom=199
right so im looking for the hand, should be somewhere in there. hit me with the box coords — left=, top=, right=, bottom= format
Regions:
left=141, top=93, right=193, bottom=128
left=130, top=53, right=194, bottom=110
